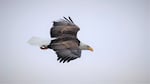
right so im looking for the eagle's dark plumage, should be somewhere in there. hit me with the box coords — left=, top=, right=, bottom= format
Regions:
left=28, top=17, right=93, bottom=63
left=48, top=17, right=81, bottom=63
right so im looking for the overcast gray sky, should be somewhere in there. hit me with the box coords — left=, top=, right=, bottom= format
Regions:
left=0, top=0, right=150, bottom=84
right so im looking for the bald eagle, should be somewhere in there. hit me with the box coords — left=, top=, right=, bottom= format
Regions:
left=28, top=17, right=93, bottom=63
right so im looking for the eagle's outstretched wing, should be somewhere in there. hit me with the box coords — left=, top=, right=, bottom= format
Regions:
left=48, top=17, right=81, bottom=63
left=50, top=17, right=80, bottom=38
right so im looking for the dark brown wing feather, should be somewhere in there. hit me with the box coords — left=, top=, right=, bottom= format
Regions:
left=48, top=17, right=81, bottom=63
left=48, top=37, right=81, bottom=63
left=50, top=17, right=80, bottom=38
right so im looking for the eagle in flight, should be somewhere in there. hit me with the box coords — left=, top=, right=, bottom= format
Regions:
left=28, top=17, right=93, bottom=63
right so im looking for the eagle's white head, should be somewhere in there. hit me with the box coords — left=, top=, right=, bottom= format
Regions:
left=79, top=42, right=93, bottom=51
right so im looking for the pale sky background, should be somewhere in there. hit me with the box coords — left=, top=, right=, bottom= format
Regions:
left=0, top=0, right=150, bottom=84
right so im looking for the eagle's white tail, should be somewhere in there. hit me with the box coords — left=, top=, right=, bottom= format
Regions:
left=27, top=37, right=50, bottom=48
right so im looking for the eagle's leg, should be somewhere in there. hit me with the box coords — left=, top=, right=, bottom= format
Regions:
left=40, top=45, right=48, bottom=50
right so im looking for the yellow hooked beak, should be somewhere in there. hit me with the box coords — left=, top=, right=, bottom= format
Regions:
left=88, top=47, right=94, bottom=52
